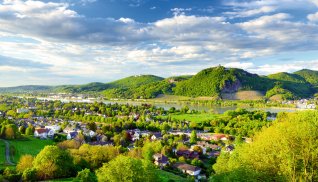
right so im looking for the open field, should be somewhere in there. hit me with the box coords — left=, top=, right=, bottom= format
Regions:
left=221, top=90, right=264, bottom=100
left=45, top=178, right=74, bottom=182
left=0, top=141, right=6, bottom=165
left=157, top=169, right=190, bottom=182
left=151, top=94, right=191, bottom=101
left=9, top=136, right=54, bottom=163
left=162, top=113, right=218, bottom=123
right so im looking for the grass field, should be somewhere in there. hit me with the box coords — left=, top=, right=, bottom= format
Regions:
left=168, top=113, right=218, bottom=122
left=45, top=178, right=74, bottom=182
left=221, top=90, right=264, bottom=100
left=9, top=136, right=54, bottom=163
left=151, top=94, right=191, bottom=102
left=0, top=141, right=6, bottom=165
left=157, top=169, right=190, bottom=182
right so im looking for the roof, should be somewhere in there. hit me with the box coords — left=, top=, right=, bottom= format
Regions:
left=35, top=128, right=48, bottom=134
left=68, top=131, right=78, bottom=138
left=152, top=133, right=162, bottom=138
left=153, top=153, right=169, bottom=163
left=174, top=163, right=201, bottom=172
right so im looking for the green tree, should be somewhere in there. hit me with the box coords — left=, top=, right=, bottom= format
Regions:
left=213, top=111, right=318, bottom=181
left=25, top=127, right=33, bottom=136
left=190, top=130, right=197, bottom=144
left=22, top=168, right=37, bottom=182
left=74, top=168, right=97, bottom=182
left=16, top=155, right=34, bottom=173
left=96, top=155, right=158, bottom=182
left=33, top=146, right=74, bottom=180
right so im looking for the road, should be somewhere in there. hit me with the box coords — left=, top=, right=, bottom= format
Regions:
left=0, top=139, right=14, bottom=165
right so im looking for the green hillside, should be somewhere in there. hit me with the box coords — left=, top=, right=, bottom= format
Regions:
left=267, top=72, right=314, bottom=98
left=173, top=66, right=273, bottom=98
left=0, top=85, right=52, bottom=93
left=108, top=75, right=164, bottom=88
left=294, top=69, right=318, bottom=86
left=267, top=72, right=307, bottom=83
left=1, top=67, right=318, bottom=100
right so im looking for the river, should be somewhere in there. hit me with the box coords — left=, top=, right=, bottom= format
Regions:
left=34, top=97, right=299, bottom=114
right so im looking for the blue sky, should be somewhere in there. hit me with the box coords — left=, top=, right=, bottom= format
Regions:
left=1, top=0, right=318, bottom=86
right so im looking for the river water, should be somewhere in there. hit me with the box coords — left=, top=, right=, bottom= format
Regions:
left=35, top=97, right=298, bottom=114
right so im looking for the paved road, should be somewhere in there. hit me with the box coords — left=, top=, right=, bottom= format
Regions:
left=0, top=139, right=14, bottom=165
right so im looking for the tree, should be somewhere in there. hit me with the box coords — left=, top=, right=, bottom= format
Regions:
left=190, top=130, right=197, bottom=144
left=16, top=155, right=34, bottom=173
left=5, top=125, right=18, bottom=139
left=25, top=127, right=33, bottom=136
left=33, top=146, right=74, bottom=180
left=70, top=144, right=120, bottom=170
left=74, top=168, right=97, bottom=182
left=22, top=168, right=37, bottom=182
left=96, top=155, right=158, bottom=182
left=142, top=141, right=162, bottom=161
left=192, top=145, right=203, bottom=155
left=213, top=111, right=318, bottom=181
left=19, top=126, right=26, bottom=134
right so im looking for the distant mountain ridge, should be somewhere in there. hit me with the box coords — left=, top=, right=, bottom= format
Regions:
left=1, top=66, right=318, bottom=100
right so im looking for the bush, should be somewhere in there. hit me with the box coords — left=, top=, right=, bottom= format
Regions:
left=22, top=168, right=37, bottom=182
left=73, top=168, right=97, bottom=182
left=3, top=168, right=21, bottom=182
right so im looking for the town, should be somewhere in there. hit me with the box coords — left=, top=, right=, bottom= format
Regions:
left=0, top=95, right=273, bottom=181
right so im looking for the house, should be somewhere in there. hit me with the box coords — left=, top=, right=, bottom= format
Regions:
left=153, top=153, right=169, bottom=167
left=67, top=132, right=79, bottom=140
left=194, top=141, right=221, bottom=154
left=212, top=134, right=227, bottom=141
left=207, top=151, right=220, bottom=158
left=197, top=133, right=213, bottom=140
left=225, top=145, right=235, bottom=152
left=176, top=150, right=200, bottom=159
left=34, top=128, right=49, bottom=139
left=63, top=126, right=76, bottom=134
left=17, top=108, right=29, bottom=114
left=132, top=132, right=140, bottom=141
left=174, top=163, right=201, bottom=176
left=45, top=125, right=61, bottom=133
left=151, top=133, right=162, bottom=140
left=89, top=130, right=96, bottom=137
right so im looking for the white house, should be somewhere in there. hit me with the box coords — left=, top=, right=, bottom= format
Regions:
left=63, top=126, right=76, bottom=134
left=174, top=163, right=201, bottom=176
left=132, top=132, right=140, bottom=141
left=67, top=131, right=79, bottom=140
left=34, top=128, right=49, bottom=139
left=89, top=130, right=96, bottom=137
left=45, top=125, right=61, bottom=133
left=17, top=108, right=29, bottom=114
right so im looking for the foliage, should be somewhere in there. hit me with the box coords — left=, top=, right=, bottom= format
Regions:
left=70, top=144, right=120, bottom=170
left=96, top=155, right=159, bottom=182
left=294, top=69, right=318, bottom=86
left=73, top=168, right=97, bottom=182
left=213, top=111, right=318, bottom=181
left=142, top=140, right=163, bottom=161
left=265, top=84, right=295, bottom=100
left=22, top=168, right=37, bottom=182
left=189, top=130, right=197, bottom=144
left=174, top=66, right=274, bottom=98
left=33, top=146, right=75, bottom=180
left=16, top=155, right=34, bottom=173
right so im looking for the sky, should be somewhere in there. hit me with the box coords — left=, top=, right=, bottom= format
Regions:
left=1, top=0, right=318, bottom=86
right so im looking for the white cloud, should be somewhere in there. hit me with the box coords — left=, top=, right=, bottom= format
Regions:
left=0, top=0, right=318, bottom=86
left=224, top=6, right=276, bottom=18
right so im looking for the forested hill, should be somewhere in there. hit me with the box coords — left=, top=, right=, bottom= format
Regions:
left=1, top=66, right=318, bottom=100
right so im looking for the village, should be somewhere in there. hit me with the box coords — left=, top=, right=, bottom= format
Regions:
left=0, top=96, right=256, bottom=180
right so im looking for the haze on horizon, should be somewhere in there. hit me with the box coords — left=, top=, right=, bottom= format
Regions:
left=1, top=0, right=318, bottom=87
